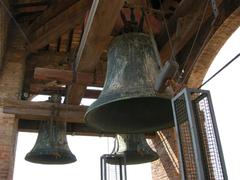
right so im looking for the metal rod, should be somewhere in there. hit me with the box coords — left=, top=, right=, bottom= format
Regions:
left=184, top=88, right=206, bottom=180
left=119, top=158, right=123, bottom=180
left=199, top=53, right=240, bottom=89
left=206, top=91, right=228, bottom=179
left=171, top=92, right=187, bottom=180
left=74, top=0, right=99, bottom=71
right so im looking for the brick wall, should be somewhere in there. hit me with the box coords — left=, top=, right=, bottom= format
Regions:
left=150, top=128, right=180, bottom=180
left=0, top=47, right=26, bottom=180
left=0, top=55, right=25, bottom=180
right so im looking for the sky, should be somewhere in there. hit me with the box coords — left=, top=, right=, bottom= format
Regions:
left=13, top=133, right=152, bottom=180
left=202, top=26, right=240, bottom=179
left=13, top=96, right=152, bottom=180
left=13, top=27, right=240, bottom=180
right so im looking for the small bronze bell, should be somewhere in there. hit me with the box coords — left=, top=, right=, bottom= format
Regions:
left=25, top=95, right=76, bottom=164
left=107, top=134, right=159, bottom=165
left=85, top=33, right=173, bottom=133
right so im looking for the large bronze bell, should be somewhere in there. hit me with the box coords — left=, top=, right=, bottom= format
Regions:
left=25, top=95, right=76, bottom=164
left=85, top=33, right=173, bottom=133
left=107, top=134, right=159, bottom=165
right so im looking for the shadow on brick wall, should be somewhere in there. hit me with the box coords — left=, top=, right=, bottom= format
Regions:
left=150, top=128, right=180, bottom=180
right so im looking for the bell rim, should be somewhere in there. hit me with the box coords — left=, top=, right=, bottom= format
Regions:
left=106, top=152, right=159, bottom=165
left=86, top=95, right=171, bottom=115
left=25, top=150, right=77, bottom=165
left=85, top=96, right=174, bottom=133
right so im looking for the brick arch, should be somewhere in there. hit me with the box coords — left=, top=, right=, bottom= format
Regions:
left=187, top=7, right=240, bottom=88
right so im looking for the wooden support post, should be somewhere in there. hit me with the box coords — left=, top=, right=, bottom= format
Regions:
left=66, top=0, right=124, bottom=105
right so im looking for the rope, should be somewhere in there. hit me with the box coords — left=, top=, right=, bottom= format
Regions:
left=159, top=0, right=176, bottom=62
left=145, top=9, right=163, bottom=69
left=179, top=0, right=209, bottom=82
left=198, top=53, right=240, bottom=89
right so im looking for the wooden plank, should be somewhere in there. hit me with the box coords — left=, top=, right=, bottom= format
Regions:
left=18, top=119, right=114, bottom=136
left=27, top=52, right=71, bottom=69
left=74, top=1, right=122, bottom=72
left=159, top=0, right=223, bottom=63
left=29, top=83, right=101, bottom=98
left=18, top=119, right=156, bottom=137
left=13, top=2, right=48, bottom=14
left=27, top=0, right=92, bottom=51
left=3, top=99, right=88, bottom=123
left=155, top=0, right=200, bottom=50
left=0, top=1, right=10, bottom=69
left=34, top=67, right=94, bottom=85
left=178, top=0, right=240, bottom=84
left=67, top=0, right=124, bottom=104
left=29, top=84, right=66, bottom=95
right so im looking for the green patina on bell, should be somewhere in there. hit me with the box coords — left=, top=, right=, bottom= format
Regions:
left=85, top=33, right=173, bottom=133
left=107, top=134, right=159, bottom=165
left=25, top=95, right=76, bottom=164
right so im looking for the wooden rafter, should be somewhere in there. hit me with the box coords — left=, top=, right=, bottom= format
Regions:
left=33, top=67, right=105, bottom=85
left=178, top=0, right=240, bottom=84
left=156, top=0, right=196, bottom=47
left=27, top=0, right=92, bottom=51
left=29, top=83, right=101, bottom=99
left=34, top=68, right=94, bottom=85
left=0, top=1, right=10, bottom=69
left=67, top=0, right=125, bottom=105
left=158, top=0, right=223, bottom=63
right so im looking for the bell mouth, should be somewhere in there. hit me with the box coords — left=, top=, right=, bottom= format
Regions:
left=25, top=149, right=77, bottom=164
left=85, top=96, right=174, bottom=133
left=106, top=152, right=159, bottom=165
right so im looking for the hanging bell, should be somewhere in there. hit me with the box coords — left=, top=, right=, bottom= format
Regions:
left=107, top=134, right=159, bottom=165
left=25, top=95, right=76, bottom=164
left=25, top=120, right=76, bottom=164
left=85, top=33, right=173, bottom=133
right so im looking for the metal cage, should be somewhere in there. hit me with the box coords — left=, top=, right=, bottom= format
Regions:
left=172, top=88, right=228, bottom=180
left=100, top=154, right=127, bottom=180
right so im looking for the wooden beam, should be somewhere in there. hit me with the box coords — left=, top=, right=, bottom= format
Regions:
left=3, top=99, right=88, bottom=123
left=22, top=52, right=71, bottom=99
left=27, top=51, right=71, bottom=69
left=29, top=83, right=101, bottom=98
left=27, top=0, right=92, bottom=51
left=159, top=0, right=223, bottom=63
left=0, top=1, right=10, bottom=69
left=178, top=0, right=240, bottom=84
left=12, top=1, right=48, bottom=8
left=12, top=1, right=48, bottom=14
left=29, top=84, right=66, bottom=95
left=155, top=0, right=200, bottom=50
left=34, top=67, right=94, bottom=85
left=67, top=0, right=124, bottom=104
left=84, top=89, right=101, bottom=99
left=18, top=119, right=156, bottom=137
left=18, top=120, right=114, bottom=136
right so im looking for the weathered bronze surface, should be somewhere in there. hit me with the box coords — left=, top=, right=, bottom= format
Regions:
left=107, top=134, right=159, bottom=165
left=25, top=120, right=76, bottom=164
left=85, top=33, right=173, bottom=133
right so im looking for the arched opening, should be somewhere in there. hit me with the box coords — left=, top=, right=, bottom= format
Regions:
left=188, top=7, right=240, bottom=88
left=201, top=27, right=240, bottom=179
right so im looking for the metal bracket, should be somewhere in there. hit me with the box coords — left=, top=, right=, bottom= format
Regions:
left=209, top=0, right=219, bottom=19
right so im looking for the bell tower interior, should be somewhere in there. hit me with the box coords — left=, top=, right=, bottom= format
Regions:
left=0, top=0, right=239, bottom=179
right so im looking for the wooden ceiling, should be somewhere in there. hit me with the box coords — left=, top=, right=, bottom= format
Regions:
left=1, top=0, right=239, bottom=135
